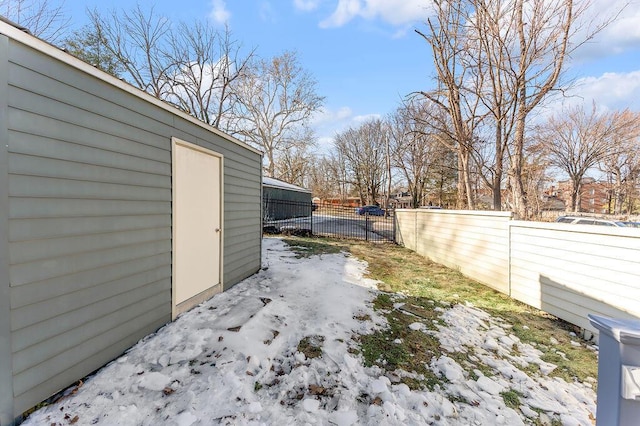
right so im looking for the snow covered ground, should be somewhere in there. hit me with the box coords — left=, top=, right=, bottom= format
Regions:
left=24, top=238, right=597, bottom=425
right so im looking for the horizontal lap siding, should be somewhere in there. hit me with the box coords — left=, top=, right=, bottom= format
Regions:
left=0, top=33, right=11, bottom=426
left=395, top=208, right=640, bottom=341
left=6, top=37, right=260, bottom=417
left=7, top=41, right=173, bottom=414
left=413, top=211, right=511, bottom=293
left=509, top=223, right=640, bottom=334
left=395, top=210, right=417, bottom=250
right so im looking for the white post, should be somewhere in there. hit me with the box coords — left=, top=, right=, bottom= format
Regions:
left=589, top=315, right=640, bottom=426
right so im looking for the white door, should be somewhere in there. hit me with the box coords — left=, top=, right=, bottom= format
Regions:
left=172, top=138, right=223, bottom=317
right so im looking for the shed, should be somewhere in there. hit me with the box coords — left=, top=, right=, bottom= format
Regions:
left=0, top=21, right=262, bottom=424
left=262, top=177, right=312, bottom=221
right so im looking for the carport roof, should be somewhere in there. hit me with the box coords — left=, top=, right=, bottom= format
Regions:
left=263, top=177, right=311, bottom=194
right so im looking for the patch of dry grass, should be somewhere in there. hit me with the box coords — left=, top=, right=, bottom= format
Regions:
left=280, top=236, right=598, bottom=385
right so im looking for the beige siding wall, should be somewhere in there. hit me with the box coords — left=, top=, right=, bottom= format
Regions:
left=396, top=209, right=512, bottom=293
left=395, top=209, right=417, bottom=250
left=395, top=209, right=640, bottom=338
left=510, top=222, right=640, bottom=334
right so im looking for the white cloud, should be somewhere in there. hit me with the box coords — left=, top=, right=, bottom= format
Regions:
left=353, top=113, right=381, bottom=123
left=293, top=0, right=321, bottom=12
left=571, top=1, right=640, bottom=60
left=320, top=0, right=361, bottom=28
left=360, top=0, right=431, bottom=25
left=537, top=70, right=640, bottom=122
left=312, top=107, right=381, bottom=130
left=601, top=3, right=640, bottom=48
left=311, top=107, right=385, bottom=153
left=209, top=0, right=231, bottom=25
left=311, top=106, right=354, bottom=127
left=317, top=0, right=430, bottom=28
left=570, top=71, right=640, bottom=111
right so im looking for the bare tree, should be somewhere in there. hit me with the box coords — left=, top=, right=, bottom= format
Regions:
left=389, top=100, right=446, bottom=208
left=599, top=112, right=640, bottom=214
left=1, top=0, right=69, bottom=42
left=326, top=151, right=353, bottom=203
left=274, top=141, right=314, bottom=188
left=504, top=0, right=593, bottom=218
left=230, top=51, right=324, bottom=177
left=418, top=0, right=619, bottom=217
left=521, top=137, right=554, bottom=218
left=166, top=22, right=255, bottom=129
left=88, top=5, right=174, bottom=99
left=431, top=148, right=459, bottom=207
left=466, top=1, right=520, bottom=211
left=535, top=104, right=639, bottom=212
left=306, top=156, right=335, bottom=201
left=334, top=119, right=388, bottom=206
left=415, top=0, right=484, bottom=209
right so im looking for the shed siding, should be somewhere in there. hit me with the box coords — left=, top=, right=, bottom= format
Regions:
left=0, top=32, right=14, bottom=426
left=4, top=33, right=261, bottom=419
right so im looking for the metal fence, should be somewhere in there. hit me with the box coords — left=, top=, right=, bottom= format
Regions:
left=262, top=199, right=396, bottom=243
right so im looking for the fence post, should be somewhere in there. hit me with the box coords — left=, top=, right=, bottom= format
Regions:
left=365, top=214, right=369, bottom=242
left=589, top=315, right=640, bottom=426
left=392, top=209, right=396, bottom=243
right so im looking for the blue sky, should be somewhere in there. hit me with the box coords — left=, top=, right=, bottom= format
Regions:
left=62, top=0, right=640, bottom=150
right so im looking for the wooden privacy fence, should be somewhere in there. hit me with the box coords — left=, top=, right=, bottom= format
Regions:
left=395, top=209, right=640, bottom=339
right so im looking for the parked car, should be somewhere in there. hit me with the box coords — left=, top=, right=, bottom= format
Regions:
left=555, top=216, right=627, bottom=227
left=623, top=221, right=640, bottom=228
left=356, top=205, right=385, bottom=216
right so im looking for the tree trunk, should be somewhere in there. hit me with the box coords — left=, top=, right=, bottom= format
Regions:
left=493, top=123, right=504, bottom=210
left=462, top=153, right=475, bottom=210
left=510, top=93, right=528, bottom=219
left=614, top=174, right=624, bottom=214
left=508, top=150, right=527, bottom=218
left=266, top=151, right=275, bottom=177
left=456, top=151, right=467, bottom=209
left=571, top=178, right=581, bottom=212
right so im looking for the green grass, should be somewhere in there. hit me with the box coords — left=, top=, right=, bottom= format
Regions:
left=501, top=389, right=524, bottom=409
left=358, top=293, right=442, bottom=391
left=279, top=236, right=598, bottom=387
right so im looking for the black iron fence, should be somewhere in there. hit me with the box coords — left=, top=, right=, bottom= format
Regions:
left=262, top=199, right=396, bottom=243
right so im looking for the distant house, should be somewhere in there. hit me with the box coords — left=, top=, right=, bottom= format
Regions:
left=263, top=177, right=312, bottom=220
left=556, top=178, right=611, bottom=213
left=389, top=192, right=413, bottom=209
left=0, top=20, right=261, bottom=424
